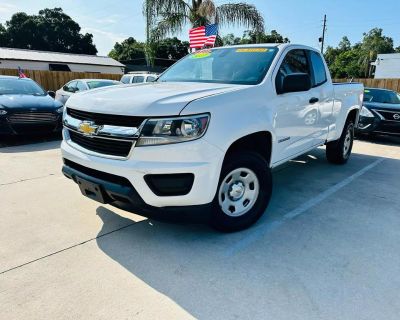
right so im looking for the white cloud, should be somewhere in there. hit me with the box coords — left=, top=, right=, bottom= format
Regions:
left=82, top=27, right=128, bottom=56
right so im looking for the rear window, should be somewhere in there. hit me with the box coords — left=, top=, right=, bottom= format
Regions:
left=87, top=81, right=119, bottom=89
left=0, top=78, right=46, bottom=96
left=363, top=89, right=400, bottom=104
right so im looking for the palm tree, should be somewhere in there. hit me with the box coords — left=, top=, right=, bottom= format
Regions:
left=144, top=0, right=265, bottom=40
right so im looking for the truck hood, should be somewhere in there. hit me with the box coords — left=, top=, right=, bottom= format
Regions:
left=65, top=82, right=244, bottom=116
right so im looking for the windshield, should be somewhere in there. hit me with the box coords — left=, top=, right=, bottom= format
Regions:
left=158, top=47, right=279, bottom=85
left=87, top=80, right=119, bottom=89
left=0, top=78, right=46, bottom=96
left=363, top=88, right=400, bottom=104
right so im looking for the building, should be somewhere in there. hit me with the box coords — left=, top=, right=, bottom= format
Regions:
left=373, top=53, right=400, bottom=79
left=0, top=47, right=124, bottom=74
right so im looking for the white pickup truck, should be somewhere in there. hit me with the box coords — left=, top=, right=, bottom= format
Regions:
left=61, top=44, right=363, bottom=231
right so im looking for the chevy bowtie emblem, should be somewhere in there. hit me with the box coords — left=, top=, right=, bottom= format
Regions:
left=78, top=121, right=99, bottom=136
left=393, top=114, right=400, bottom=120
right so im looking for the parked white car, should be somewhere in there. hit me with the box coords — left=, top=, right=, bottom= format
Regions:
left=61, top=44, right=363, bottom=232
left=120, top=72, right=159, bottom=84
left=55, top=79, right=120, bottom=105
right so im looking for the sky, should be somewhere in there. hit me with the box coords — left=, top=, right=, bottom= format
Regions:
left=0, top=0, right=399, bottom=56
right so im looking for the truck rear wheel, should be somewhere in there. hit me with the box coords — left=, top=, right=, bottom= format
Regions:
left=326, top=120, right=354, bottom=164
left=211, top=152, right=272, bottom=232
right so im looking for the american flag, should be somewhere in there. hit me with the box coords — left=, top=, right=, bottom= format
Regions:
left=18, top=67, right=27, bottom=78
left=189, top=24, right=218, bottom=49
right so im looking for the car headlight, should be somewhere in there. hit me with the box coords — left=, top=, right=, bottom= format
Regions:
left=0, top=105, right=7, bottom=115
left=360, top=106, right=374, bottom=118
left=56, top=106, right=64, bottom=114
left=136, top=114, right=210, bottom=146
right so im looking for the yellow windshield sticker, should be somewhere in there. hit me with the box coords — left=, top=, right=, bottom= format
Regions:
left=191, top=49, right=212, bottom=59
left=364, top=89, right=370, bottom=93
left=236, top=48, right=269, bottom=53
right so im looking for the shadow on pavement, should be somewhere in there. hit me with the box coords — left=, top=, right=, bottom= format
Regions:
left=0, top=132, right=61, bottom=152
left=95, top=149, right=400, bottom=319
left=356, top=133, right=400, bottom=147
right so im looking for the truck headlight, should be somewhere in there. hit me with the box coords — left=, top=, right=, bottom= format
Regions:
left=360, top=106, right=374, bottom=118
left=137, top=114, right=210, bottom=146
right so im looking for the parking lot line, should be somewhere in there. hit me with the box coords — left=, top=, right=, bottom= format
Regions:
left=224, top=157, right=385, bottom=257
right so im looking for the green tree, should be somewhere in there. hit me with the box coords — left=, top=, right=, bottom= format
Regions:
left=109, top=37, right=189, bottom=63
left=221, top=33, right=241, bottom=46
left=359, top=28, right=394, bottom=77
left=325, top=28, right=396, bottom=78
left=0, top=8, right=97, bottom=54
left=239, top=29, right=289, bottom=44
left=109, top=37, right=146, bottom=62
left=145, top=0, right=264, bottom=40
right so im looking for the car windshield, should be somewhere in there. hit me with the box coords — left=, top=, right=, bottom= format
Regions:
left=158, top=47, right=279, bottom=85
left=0, top=78, right=46, bottom=96
left=87, top=80, right=119, bottom=89
left=363, top=89, right=400, bottom=104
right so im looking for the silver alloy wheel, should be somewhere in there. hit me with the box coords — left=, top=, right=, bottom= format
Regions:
left=304, top=111, right=318, bottom=125
left=343, top=127, right=352, bottom=157
left=218, top=167, right=260, bottom=217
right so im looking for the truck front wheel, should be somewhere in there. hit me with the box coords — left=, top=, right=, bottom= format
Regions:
left=326, top=120, right=355, bottom=164
left=211, top=152, right=272, bottom=232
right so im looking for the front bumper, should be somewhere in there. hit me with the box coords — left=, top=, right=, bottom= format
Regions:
left=357, top=115, right=400, bottom=136
left=0, top=113, right=62, bottom=135
left=61, top=132, right=224, bottom=208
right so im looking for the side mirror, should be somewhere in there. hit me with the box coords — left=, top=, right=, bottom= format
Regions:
left=47, top=91, right=56, bottom=99
left=281, top=73, right=312, bottom=94
left=63, top=85, right=69, bottom=92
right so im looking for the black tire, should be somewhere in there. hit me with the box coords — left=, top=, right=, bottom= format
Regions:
left=326, top=120, right=354, bottom=164
left=210, top=152, right=272, bottom=232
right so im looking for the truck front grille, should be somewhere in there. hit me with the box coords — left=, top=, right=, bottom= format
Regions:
left=68, top=130, right=134, bottom=157
left=8, top=112, right=58, bottom=123
left=67, top=108, right=146, bottom=127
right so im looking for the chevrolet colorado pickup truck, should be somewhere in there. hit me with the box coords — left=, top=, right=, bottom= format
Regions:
left=61, top=44, right=363, bottom=232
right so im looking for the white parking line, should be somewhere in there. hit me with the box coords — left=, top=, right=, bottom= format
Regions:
left=224, top=157, right=385, bottom=257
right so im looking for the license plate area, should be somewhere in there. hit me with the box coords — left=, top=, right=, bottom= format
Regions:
left=76, top=176, right=106, bottom=203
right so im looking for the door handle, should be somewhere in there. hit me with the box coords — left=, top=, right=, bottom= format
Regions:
left=309, top=97, right=319, bottom=104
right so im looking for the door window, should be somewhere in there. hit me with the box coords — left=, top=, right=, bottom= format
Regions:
left=132, top=76, right=145, bottom=83
left=276, top=49, right=310, bottom=94
left=146, top=76, right=156, bottom=82
left=76, top=81, right=87, bottom=92
left=121, top=75, right=131, bottom=84
left=63, top=81, right=77, bottom=93
left=309, top=51, right=327, bottom=87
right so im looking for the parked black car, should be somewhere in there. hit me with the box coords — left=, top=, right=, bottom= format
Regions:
left=0, top=76, right=63, bottom=135
left=357, top=87, right=400, bottom=136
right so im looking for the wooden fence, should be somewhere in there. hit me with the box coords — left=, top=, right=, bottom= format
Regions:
left=334, top=78, right=400, bottom=92
left=0, top=68, right=121, bottom=91
left=1, top=68, right=400, bottom=92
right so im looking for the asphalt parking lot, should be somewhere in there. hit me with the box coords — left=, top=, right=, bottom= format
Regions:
left=1, top=135, right=400, bottom=320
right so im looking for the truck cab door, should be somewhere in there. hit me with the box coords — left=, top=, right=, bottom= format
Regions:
left=307, top=50, right=334, bottom=145
left=271, top=49, right=320, bottom=164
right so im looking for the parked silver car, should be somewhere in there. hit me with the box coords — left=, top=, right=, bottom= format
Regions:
left=120, top=72, right=159, bottom=84
left=55, top=79, right=120, bottom=105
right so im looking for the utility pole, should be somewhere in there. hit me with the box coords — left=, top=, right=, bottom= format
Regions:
left=320, top=14, right=327, bottom=54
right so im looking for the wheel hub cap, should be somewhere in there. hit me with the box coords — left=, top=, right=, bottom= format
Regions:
left=228, top=182, right=245, bottom=201
left=218, top=168, right=260, bottom=217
